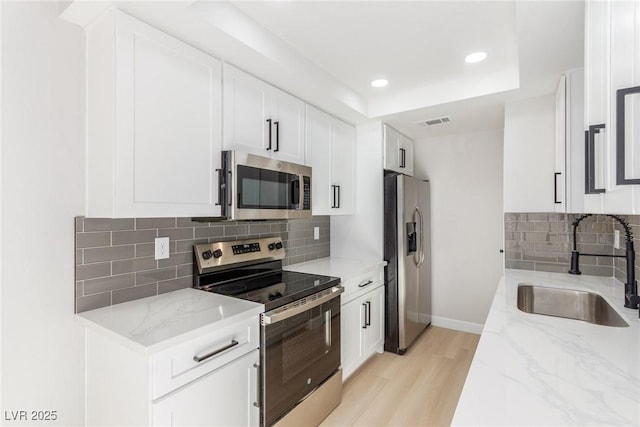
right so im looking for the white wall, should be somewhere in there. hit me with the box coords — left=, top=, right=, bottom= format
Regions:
left=414, top=129, right=504, bottom=332
left=503, top=94, right=556, bottom=212
left=1, top=2, right=85, bottom=425
left=331, top=121, right=384, bottom=260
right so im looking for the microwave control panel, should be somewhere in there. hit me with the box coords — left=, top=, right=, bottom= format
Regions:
left=303, top=176, right=311, bottom=210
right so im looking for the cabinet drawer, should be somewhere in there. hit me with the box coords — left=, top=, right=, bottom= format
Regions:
left=341, top=267, right=384, bottom=304
left=151, top=315, right=259, bottom=399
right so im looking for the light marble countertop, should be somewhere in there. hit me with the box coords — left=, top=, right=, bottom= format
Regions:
left=284, top=256, right=386, bottom=280
left=452, top=269, right=640, bottom=426
left=76, top=288, right=263, bottom=356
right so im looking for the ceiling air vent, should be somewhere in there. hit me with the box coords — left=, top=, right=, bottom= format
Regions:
left=420, top=116, right=452, bottom=127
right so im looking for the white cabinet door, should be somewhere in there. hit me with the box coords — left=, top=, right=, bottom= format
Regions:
left=223, top=65, right=306, bottom=164
left=271, top=87, right=306, bottom=164
left=341, top=283, right=384, bottom=380
left=383, top=125, right=401, bottom=173
left=584, top=0, right=640, bottom=214
left=340, top=296, right=365, bottom=380
left=87, top=10, right=223, bottom=217
left=554, top=75, right=567, bottom=213
left=584, top=0, right=610, bottom=214
left=331, top=119, right=356, bottom=215
left=363, top=285, right=385, bottom=357
left=223, top=64, right=270, bottom=155
left=606, top=0, right=640, bottom=214
left=306, top=106, right=333, bottom=215
left=383, top=124, right=414, bottom=176
left=305, top=105, right=356, bottom=215
left=399, top=134, right=415, bottom=177
left=153, top=350, right=259, bottom=427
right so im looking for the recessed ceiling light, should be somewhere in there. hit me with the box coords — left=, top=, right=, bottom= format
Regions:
left=371, top=79, right=388, bottom=88
left=465, top=51, right=487, bottom=64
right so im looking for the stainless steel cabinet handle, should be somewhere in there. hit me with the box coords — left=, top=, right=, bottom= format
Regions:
left=193, top=339, right=238, bottom=363
left=358, top=280, right=373, bottom=288
left=252, top=363, right=260, bottom=408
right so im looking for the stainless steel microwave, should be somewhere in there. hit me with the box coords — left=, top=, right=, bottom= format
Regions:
left=218, top=151, right=312, bottom=220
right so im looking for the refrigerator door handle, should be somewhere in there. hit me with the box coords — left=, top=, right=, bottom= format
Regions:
left=415, top=207, right=425, bottom=267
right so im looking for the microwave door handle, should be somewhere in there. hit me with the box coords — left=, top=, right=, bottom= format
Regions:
left=227, top=169, right=232, bottom=208
left=291, top=178, right=300, bottom=206
left=215, top=168, right=222, bottom=206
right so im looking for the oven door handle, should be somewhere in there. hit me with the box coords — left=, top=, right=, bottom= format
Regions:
left=261, top=285, right=344, bottom=325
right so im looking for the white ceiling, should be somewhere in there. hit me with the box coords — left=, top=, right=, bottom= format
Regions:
left=228, top=0, right=584, bottom=140
left=232, top=1, right=520, bottom=104
left=63, top=0, right=585, bottom=140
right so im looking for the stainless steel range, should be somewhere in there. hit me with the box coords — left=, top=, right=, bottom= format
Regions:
left=193, top=237, right=343, bottom=427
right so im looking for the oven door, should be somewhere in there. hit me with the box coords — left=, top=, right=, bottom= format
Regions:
left=221, top=151, right=311, bottom=220
left=260, top=287, right=342, bottom=427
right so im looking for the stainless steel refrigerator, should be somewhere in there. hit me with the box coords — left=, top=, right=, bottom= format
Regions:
left=383, top=173, right=431, bottom=354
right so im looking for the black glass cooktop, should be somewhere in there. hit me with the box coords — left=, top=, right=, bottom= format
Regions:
left=198, top=269, right=340, bottom=311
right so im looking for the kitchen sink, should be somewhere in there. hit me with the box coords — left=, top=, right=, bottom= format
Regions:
left=517, top=284, right=629, bottom=327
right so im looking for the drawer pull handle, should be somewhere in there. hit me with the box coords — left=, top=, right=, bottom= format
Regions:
left=358, top=280, right=374, bottom=288
left=193, top=339, right=239, bottom=363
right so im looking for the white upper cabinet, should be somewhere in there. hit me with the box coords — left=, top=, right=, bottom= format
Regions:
left=554, top=69, right=585, bottom=213
left=223, top=64, right=306, bottom=165
left=584, top=0, right=640, bottom=214
left=305, top=105, right=356, bottom=215
left=86, top=10, right=223, bottom=218
left=383, top=124, right=414, bottom=176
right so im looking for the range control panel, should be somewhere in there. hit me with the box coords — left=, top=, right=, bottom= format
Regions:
left=194, top=237, right=285, bottom=274
left=232, top=243, right=261, bottom=255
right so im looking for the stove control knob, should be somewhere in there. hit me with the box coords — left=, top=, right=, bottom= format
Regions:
left=268, top=243, right=276, bottom=250
left=213, top=249, right=223, bottom=259
left=202, top=250, right=213, bottom=260
left=275, top=241, right=283, bottom=250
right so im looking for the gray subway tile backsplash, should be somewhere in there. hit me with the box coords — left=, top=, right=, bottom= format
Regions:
left=75, top=216, right=331, bottom=312
left=504, top=213, right=639, bottom=280
left=84, top=218, right=134, bottom=232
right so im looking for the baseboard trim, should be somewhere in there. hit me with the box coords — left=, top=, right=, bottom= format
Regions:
left=430, top=316, right=484, bottom=335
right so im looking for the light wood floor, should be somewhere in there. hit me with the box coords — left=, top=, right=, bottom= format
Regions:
left=320, top=326, right=480, bottom=427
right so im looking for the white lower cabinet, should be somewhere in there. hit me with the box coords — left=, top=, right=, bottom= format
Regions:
left=340, top=268, right=385, bottom=380
left=84, top=315, right=260, bottom=426
left=153, top=349, right=259, bottom=427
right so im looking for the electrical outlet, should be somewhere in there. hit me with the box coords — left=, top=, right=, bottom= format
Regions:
left=155, top=237, right=170, bottom=260
left=314, top=226, right=320, bottom=240
left=614, top=230, right=621, bottom=250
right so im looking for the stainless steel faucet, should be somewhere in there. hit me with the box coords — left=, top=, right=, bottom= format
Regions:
left=568, top=214, right=640, bottom=311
